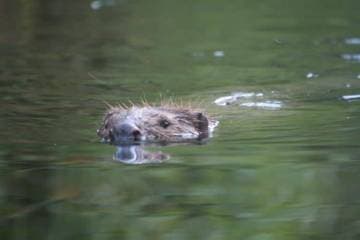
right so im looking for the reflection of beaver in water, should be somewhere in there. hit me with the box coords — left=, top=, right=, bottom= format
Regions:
left=97, top=103, right=218, bottom=144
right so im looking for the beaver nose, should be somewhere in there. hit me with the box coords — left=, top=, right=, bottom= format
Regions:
left=110, top=123, right=142, bottom=143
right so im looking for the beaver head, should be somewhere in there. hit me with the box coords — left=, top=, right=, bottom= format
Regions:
left=97, top=105, right=218, bottom=144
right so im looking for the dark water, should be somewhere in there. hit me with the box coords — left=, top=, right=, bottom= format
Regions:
left=1, top=0, right=360, bottom=239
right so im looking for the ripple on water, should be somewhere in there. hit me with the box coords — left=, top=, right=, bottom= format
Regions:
left=214, top=92, right=264, bottom=106
left=240, top=101, right=283, bottom=109
left=213, top=50, right=225, bottom=58
left=342, top=94, right=360, bottom=101
left=214, top=92, right=283, bottom=110
left=341, top=53, right=360, bottom=62
left=306, top=72, right=319, bottom=79
left=90, top=0, right=116, bottom=10
left=344, top=37, right=360, bottom=45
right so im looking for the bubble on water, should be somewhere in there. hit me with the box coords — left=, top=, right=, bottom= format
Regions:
left=306, top=72, right=319, bottom=79
left=346, top=83, right=351, bottom=88
left=342, top=94, right=360, bottom=101
left=213, top=50, right=225, bottom=58
left=345, top=38, right=360, bottom=45
left=342, top=53, right=360, bottom=62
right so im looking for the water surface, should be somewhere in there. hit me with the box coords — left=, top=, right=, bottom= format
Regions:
left=0, top=0, right=360, bottom=239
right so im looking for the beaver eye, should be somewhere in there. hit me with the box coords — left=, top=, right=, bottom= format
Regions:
left=159, top=119, right=171, bottom=128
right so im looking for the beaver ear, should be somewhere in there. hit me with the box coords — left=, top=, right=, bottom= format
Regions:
left=194, top=112, right=209, bottom=133
left=97, top=126, right=107, bottom=138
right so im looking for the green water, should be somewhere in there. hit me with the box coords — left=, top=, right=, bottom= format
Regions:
left=1, top=0, right=360, bottom=239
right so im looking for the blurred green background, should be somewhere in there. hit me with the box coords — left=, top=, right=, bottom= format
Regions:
left=0, top=0, right=359, bottom=239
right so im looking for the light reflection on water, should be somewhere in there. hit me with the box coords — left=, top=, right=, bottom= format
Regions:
left=0, top=0, right=360, bottom=239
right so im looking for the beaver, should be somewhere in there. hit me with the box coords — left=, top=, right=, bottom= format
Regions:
left=97, top=103, right=218, bottom=144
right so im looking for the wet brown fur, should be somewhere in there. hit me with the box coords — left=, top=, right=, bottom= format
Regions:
left=98, top=101, right=214, bottom=143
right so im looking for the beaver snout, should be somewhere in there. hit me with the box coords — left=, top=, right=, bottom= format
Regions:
left=109, top=123, right=142, bottom=143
